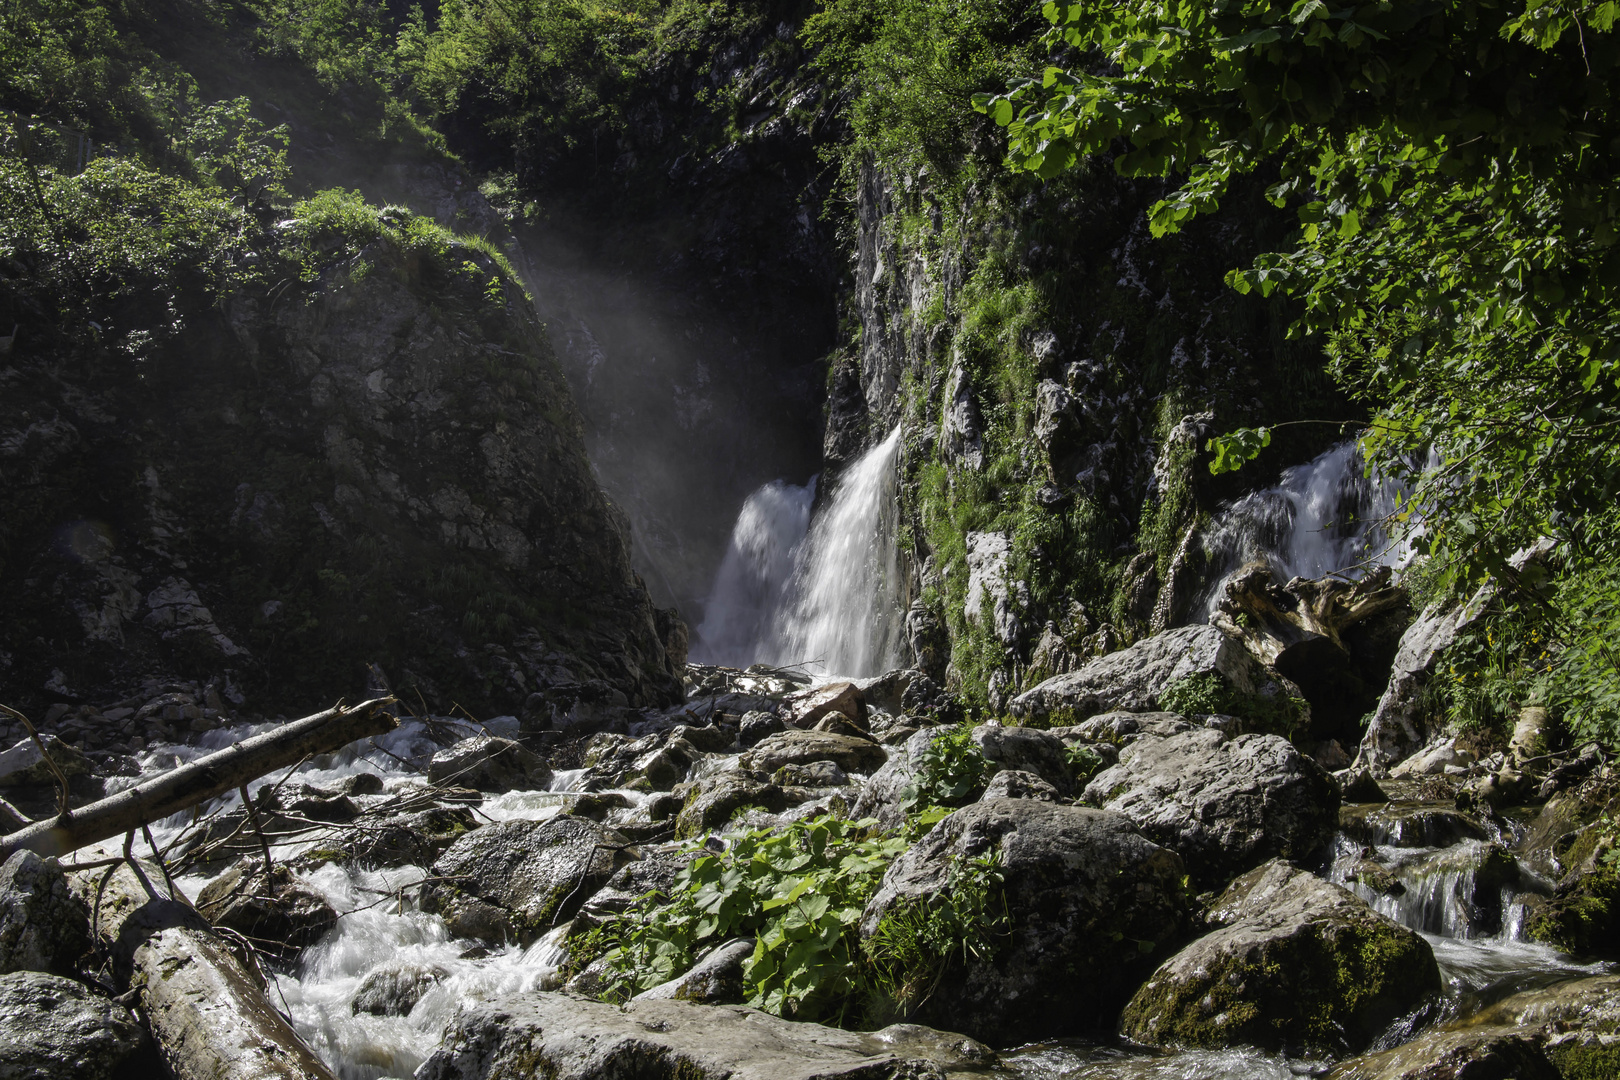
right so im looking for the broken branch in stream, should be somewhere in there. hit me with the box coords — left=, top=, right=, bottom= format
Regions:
left=0, top=697, right=398, bottom=862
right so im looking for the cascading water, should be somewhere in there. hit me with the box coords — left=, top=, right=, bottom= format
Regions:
left=692, top=479, right=815, bottom=668
left=1198, top=440, right=1417, bottom=616
left=694, top=425, right=907, bottom=678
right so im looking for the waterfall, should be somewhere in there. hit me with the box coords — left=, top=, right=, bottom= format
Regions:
left=691, top=479, right=815, bottom=667
left=693, top=425, right=907, bottom=678
left=1198, top=440, right=1416, bottom=616
left=766, top=425, right=907, bottom=677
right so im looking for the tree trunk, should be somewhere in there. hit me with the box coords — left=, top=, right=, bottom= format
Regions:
left=74, top=859, right=337, bottom=1080
left=0, top=698, right=397, bottom=862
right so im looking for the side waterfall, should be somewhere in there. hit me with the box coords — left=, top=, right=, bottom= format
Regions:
left=1198, top=440, right=1417, bottom=615
left=694, top=425, right=906, bottom=678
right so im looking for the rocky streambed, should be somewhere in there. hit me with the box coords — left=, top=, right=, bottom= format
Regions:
left=0, top=628, right=1616, bottom=1080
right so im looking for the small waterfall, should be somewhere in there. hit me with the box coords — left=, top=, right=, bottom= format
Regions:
left=691, top=479, right=815, bottom=667
left=1199, top=440, right=1415, bottom=616
left=694, top=425, right=907, bottom=678
left=764, top=425, right=907, bottom=678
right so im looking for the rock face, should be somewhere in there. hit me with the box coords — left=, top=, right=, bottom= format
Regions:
left=416, top=990, right=977, bottom=1080
left=1009, top=625, right=1295, bottom=726
left=422, top=816, right=639, bottom=944
left=427, top=736, right=553, bottom=793
left=739, top=730, right=888, bottom=775
left=1082, top=727, right=1339, bottom=888
left=860, top=799, right=1187, bottom=1043
left=0, top=851, right=90, bottom=976
left=969, top=725, right=1073, bottom=795
left=0, top=213, right=682, bottom=719
left=0, top=970, right=147, bottom=1080
left=1121, top=860, right=1440, bottom=1055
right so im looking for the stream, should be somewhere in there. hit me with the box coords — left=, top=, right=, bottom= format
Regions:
left=69, top=434, right=1609, bottom=1079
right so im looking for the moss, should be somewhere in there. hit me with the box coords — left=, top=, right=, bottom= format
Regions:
left=1550, top=1041, right=1620, bottom=1080
left=1526, top=864, right=1620, bottom=957
left=1160, top=673, right=1304, bottom=738
left=1121, top=917, right=1437, bottom=1055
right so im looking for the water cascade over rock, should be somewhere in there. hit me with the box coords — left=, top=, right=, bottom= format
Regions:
left=1199, top=441, right=1416, bottom=617
left=695, top=426, right=907, bottom=678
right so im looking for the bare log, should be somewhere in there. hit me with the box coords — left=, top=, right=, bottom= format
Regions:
left=0, top=698, right=397, bottom=862
left=74, top=859, right=337, bottom=1080
left=1212, top=563, right=1407, bottom=666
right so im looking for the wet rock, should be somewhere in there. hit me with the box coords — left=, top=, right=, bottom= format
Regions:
left=0, top=850, right=90, bottom=976
left=577, top=846, right=696, bottom=924
left=851, top=670, right=919, bottom=716
left=351, top=961, right=448, bottom=1016
left=196, top=863, right=339, bottom=960
left=969, top=725, right=1072, bottom=795
left=1121, top=860, right=1439, bottom=1056
left=0, top=970, right=146, bottom=1080
left=674, top=775, right=789, bottom=840
left=1339, top=769, right=1390, bottom=804
left=850, top=727, right=952, bottom=831
left=417, top=990, right=971, bottom=1080
left=1324, top=1027, right=1559, bottom=1080
left=860, top=799, right=1187, bottom=1043
left=980, top=769, right=1059, bottom=802
left=630, top=740, right=697, bottom=791
left=1339, top=802, right=1488, bottom=848
left=421, top=816, right=638, bottom=945
left=567, top=791, right=633, bottom=820
left=740, top=730, right=887, bottom=775
left=347, top=804, right=478, bottom=868
left=669, top=723, right=733, bottom=754
left=0, top=734, right=89, bottom=787
left=1009, top=624, right=1289, bottom=726
left=738, top=711, right=785, bottom=748
left=340, top=771, right=386, bottom=796
left=772, top=760, right=850, bottom=788
left=781, top=681, right=866, bottom=728
left=1526, top=859, right=1620, bottom=957
left=812, top=711, right=868, bottom=739
left=1082, top=728, right=1339, bottom=888
left=427, top=736, right=552, bottom=793
left=633, top=937, right=754, bottom=1004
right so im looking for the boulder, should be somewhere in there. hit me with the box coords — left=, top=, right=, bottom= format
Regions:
left=812, top=712, right=869, bottom=739
left=1082, top=728, right=1339, bottom=888
left=1466, top=974, right=1620, bottom=1079
left=1338, top=803, right=1488, bottom=849
left=980, top=770, right=1059, bottom=802
left=0, top=850, right=90, bottom=976
left=351, top=961, right=448, bottom=1016
left=1324, top=1028, right=1559, bottom=1080
left=196, top=863, right=338, bottom=960
left=850, top=670, right=919, bottom=715
left=969, top=725, right=1072, bottom=795
left=740, top=730, right=887, bottom=776
left=633, top=937, right=754, bottom=1004
left=0, top=971, right=146, bottom=1080
left=772, top=761, right=850, bottom=788
left=421, top=816, right=637, bottom=944
left=576, top=846, right=696, bottom=924
left=427, top=736, right=552, bottom=793
left=1008, top=624, right=1290, bottom=726
left=417, top=990, right=979, bottom=1080
left=0, top=734, right=89, bottom=787
left=674, top=775, right=789, bottom=840
left=1121, top=860, right=1440, bottom=1055
left=860, top=799, right=1187, bottom=1043
left=345, top=804, right=478, bottom=868
left=781, top=681, right=866, bottom=728
left=738, top=711, right=785, bottom=748
left=850, top=727, right=953, bottom=831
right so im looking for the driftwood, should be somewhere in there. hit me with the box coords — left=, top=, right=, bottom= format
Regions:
left=1212, top=563, right=1407, bottom=667
left=0, top=698, right=397, bottom=862
left=74, top=859, right=337, bottom=1080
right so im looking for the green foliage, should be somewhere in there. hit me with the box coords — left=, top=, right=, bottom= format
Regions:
left=1064, top=741, right=1105, bottom=785
left=901, top=724, right=991, bottom=819
left=179, top=97, right=291, bottom=204
left=1208, top=426, right=1271, bottom=476
left=1160, top=672, right=1303, bottom=738
left=862, top=850, right=1008, bottom=1019
left=978, top=0, right=1620, bottom=749
left=569, top=815, right=908, bottom=1023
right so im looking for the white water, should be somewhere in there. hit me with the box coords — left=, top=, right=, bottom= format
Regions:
left=696, top=425, right=907, bottom=678
left=692, top=479, right=815, bottom=667
left=1198, top=441, right=1417, bottom=617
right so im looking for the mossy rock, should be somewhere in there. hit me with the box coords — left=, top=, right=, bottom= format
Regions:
left=1525, top=863, right=1620, bottom=958
left=1122, top=860, right=1440, bottom=1056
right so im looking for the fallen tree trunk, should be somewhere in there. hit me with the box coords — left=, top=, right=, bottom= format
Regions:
left=0, top=698, right=397, bottom=862
left=74, top=859, right=337, bottom=1080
